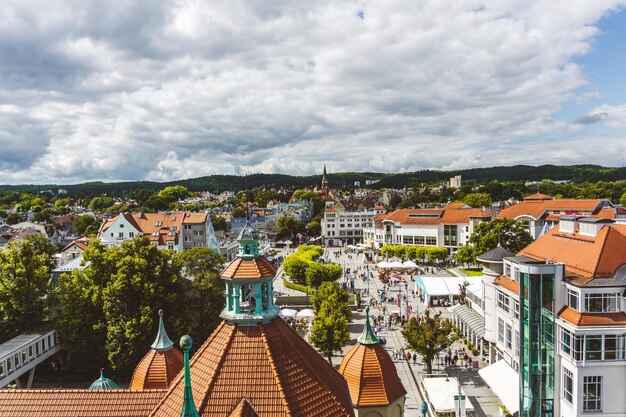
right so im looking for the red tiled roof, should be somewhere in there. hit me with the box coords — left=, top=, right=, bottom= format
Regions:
left=100, top=212, right=201, bottom=246
left=62, top=238, right=90, bottom=252
left=0, top=389, right=166, bottom=417
left=494, top=275, right=520, bottom=295
left=518, top=224, right=626, bottom=282
left=524, top=193, right=554, bottom=201
left=339, top=343, right=406, bottom=406
left=496, top=199, right=608, bottom=220
left=558, top=307, right=626, bottom=327
left=220, top=257, right=277, bottom=280
left=130, top=348, right=184, bottom=390
left=374, top=206, right=490, bottom=226
left=228, top=398, right=260, bottom=417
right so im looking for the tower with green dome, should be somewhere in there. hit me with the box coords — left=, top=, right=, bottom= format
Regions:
left=219, top=222, right=278, bottom=326
left=88, top=369, right=119, bottom=390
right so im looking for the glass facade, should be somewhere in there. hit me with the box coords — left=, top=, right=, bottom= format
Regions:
left=519, top=272, right=555, bottom=417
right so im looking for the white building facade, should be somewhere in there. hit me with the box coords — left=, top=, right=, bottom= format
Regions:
left=321, top=208, right=380, bottom=247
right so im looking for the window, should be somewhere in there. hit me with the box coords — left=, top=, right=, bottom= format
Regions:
left=193, top=242, right=204, bottom=247
left=515, top=330, right=520, bottom=358
left=562, top=367, right=573, bottom=404
left=498, top=318, right=505, bottom=343
left=129, top=232, right=134, bottom=238
left=604, top=335, right=622, bottom=360
left=184, top=224, right=192, bottom=230
left=505, top=324, right=512, bottom=349
left=118, top=232, right=124, bottom=238
left=584, top=293, right=620, bottom=312
left=444, top=225, right=458, bottom=246
left=28, top=346, right=33, bottom=358
left=497, top=291, right=510, bottom=313
left=167, top=242, right=174, bottom=250
left=560, top=328, right=572, bottom=356
left=583, top=376, right=602, bottom=412
left=402, top=236, right=414, bottom=245
left=585, top=335, right=602, bottom=361
left=152, top=232, right=159, bottom=237
left=568, top=289, right=579, bottom=310
left=514, top=300, right=520, bottom=320
left=425, top=237, right=436, bottom=245
left=184, top=236, right=191, bottom=242
left=155, top=221, right=162, bottom=227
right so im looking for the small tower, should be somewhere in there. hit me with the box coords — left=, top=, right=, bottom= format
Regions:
left=179, top=335, right=200, bottom=417
left=130, top=309, right=184, bottom=390
left=339, top=308, right=406, bottom=417
left=219, top=222, right=278, bottom=326
left=89, top=369, right=119, bottom=390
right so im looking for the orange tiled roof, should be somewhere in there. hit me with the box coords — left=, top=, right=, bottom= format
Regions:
left=130, top=347, right=184, bottom=390
left=592, top=207, right=616, bottom=219
left=228, top=398, right=260, bottom=417
left=524, top=193, right=554, bottom=201
left=496, top=198, right=608, bottom=220
left=558, top=307, right=626, bottom=327
left=374, top=206, right=490, bottom=226
left=62, top=237, right=90, bottom=252
left=0, top=389, right=166, bottom=417
left=518, top=224, right=626, bottom=281
left=220, top=257, right=277, bottom=280
left=149, top=319, right=354, bottom=417
left=339, top=343, right=406, bottom=406
left=100, top=212, right=191, bottom=246
left=494, top=275, right=520, bottom=295
left=183, top=212, right=208, bottom=224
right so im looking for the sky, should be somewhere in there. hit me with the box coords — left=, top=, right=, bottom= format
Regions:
left=1, top=0, right=626, bottom=184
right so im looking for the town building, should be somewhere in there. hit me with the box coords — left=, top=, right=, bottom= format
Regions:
left=321, top=206, right=379, bottom=247
left=449, top=175, right=462, bottom=189
left=474, top=216, right=626, bottom=417
left=363, top=203, right=491, bottom=254
left=98, top=212, right=220, bottom=253
left=496, top=193, right=614, bottom=239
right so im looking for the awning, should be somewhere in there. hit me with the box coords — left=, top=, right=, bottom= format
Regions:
left=451, top=304, right=484, bottom=338
left=422, top=376, right=474, bottom=414
left=479, top=360, right=519, bottom=414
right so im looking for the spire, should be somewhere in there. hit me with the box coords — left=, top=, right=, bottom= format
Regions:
left=151, top=309, right=174, bottom=351
left=358, top=307, right=379, bottom=345
left=180, top=335, right=200, bottom=417
left=323, top=164, right=327, bottom=177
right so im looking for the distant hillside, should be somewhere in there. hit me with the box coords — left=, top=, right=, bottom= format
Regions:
left=2, top=164, right=626, bottom=196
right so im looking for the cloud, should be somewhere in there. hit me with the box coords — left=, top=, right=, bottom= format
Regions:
left=1, top=0, right=626, bottom=184
left=575, top=104, right=626, bottom=127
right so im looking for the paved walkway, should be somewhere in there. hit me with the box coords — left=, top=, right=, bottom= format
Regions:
left=273, top=247, right=501, bottom=417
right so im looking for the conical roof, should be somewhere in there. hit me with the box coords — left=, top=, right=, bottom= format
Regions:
left=89, top=369, right=119, bottom=390
left=228, top=398, right=260, bottom=417
left=476, top=243, right=515, bottom=263
left=237, top=222, right=259, bottom=241
left=339, top=311, right=406, bottom=407
left=149, top=318, right=354, bottom=417
left=130, top=310, right=183, bottom=390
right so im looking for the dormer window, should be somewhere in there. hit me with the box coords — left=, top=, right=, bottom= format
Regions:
left=155, top=221, right=162, bottom=227
left=584, top=292, right=621, bottom=313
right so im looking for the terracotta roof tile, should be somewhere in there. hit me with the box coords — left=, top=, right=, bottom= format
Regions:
left=339, top=343, right=406, bottom=406
left=374, top=207, right=490, bottom=226
left=518, top=224, right=626, bottom=281
left=494, top=275, right=520, bottom=295
left=220, top=257, right=277, bottom=280
left=130, top=347, right=184, bottom=390
left=0, top=389, right=166, bottom=417
left=496, top=198, right=609, bottom=220
left=149, top=319, right=354, bottom=417
left=558, top=307, right=626, bottom=327
left=228, top=398, right=260, bottom=417
left=524, top=193, right=554, bottom=201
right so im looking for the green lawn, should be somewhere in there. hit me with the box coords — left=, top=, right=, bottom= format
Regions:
left=459, top=268, right=483, bottom=276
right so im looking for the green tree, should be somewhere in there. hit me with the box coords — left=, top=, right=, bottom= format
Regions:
left=88, top=196, right=115, bottom=210
left=401, top=310, right=456, bottom=374
left=305, top=263, right=342, bottom=289
left=211, top=216, right=227, bottom=232
left=620, top=192, right=626, bottom=207
left=158, top=185, right=191, bottom=202
left=277, top=216, right=305, bottom=240
left=0, top=234, right=57, bottom=342
left=5, top=213, right=21, bottom=225
left=177, top=247, right=225, bottom=342
left=132, top=189, right=155, bottom=206
left=55, top=237, right=190, bottom=373
left=141, top=195, right=170, bottom=212
left=306, top=220, right=321, bottom=237
left=461, top=193, right=491, bottom=208
left=427, top=246, right=448, bottom=262
left=283, top=254, right=310, bottom=285
left=74, top=214, right=100, bottom=237
left=469, top=218, right=533, bottom=255
left=454, top=245, right=477, bottom=266
left=310, top=282, right=351, bottom=364
left=231, top=206, right=248, bottom=218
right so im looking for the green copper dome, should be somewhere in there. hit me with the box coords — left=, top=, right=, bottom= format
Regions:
left=151, top=309, right=175, bottom=351
left=237, top=222, right=259, bottom=241
left=89, top=369, right=119, bottom=390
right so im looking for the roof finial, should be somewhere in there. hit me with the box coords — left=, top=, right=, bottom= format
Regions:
left=179, top=335, right=200, bottom=417
left=358, top=307, right=379, bottom=345
left=151, top=309, right=174, bottom=351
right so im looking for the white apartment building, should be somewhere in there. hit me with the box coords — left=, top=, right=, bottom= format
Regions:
left=470, top=216, right=626, bottom=417
left=98, top=212, right=220, bottom=253
left=321, top=206, right=383, bottom=247
left=363, top=203, right=491, bottom=254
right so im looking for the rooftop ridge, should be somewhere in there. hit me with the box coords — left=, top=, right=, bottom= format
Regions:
left=591, top=226, right=612, bottom=278
left=260, top=323, right=295, bottom=417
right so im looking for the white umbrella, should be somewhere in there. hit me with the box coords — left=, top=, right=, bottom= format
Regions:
left=403, top=260, right=418, bottom=268
left=279, top=308, right=297, bottom=318
left=377, top=261, right=391, bottom=268
left=389, top=261, right=404, bottom=268
left=296, top=309, right=315, bottom=318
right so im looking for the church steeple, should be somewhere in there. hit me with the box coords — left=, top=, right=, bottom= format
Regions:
left=321, top=164, right=329, bottom=200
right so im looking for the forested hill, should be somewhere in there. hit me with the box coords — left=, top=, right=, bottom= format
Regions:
left=2, top=164, right=626, bottom=196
